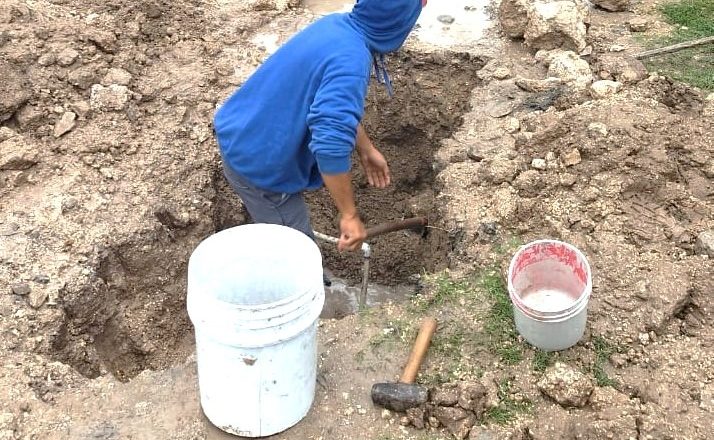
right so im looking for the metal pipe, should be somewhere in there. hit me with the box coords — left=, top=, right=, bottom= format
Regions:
left=359, top=256, right=370, bottom=309
left=313, top=216, right=426, bottom=309
left=313, top=231, right=371, bottom=257
left=366, top=217, right=428, bottom=239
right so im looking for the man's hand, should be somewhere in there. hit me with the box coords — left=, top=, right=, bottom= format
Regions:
left=359, top=146, right=391, bottom=188
left=338, top=213, right=367, bottom=252
left=321, top=173, right=366, bottom=252
left=356, top=123, right=391, bottom=188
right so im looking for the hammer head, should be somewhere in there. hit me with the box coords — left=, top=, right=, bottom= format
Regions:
left=371, top=382, right=429, bottom=412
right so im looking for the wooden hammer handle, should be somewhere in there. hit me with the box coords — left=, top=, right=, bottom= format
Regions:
left=400, top=317, right=438, bottom=384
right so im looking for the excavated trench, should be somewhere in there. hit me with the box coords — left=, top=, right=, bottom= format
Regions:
left=51, top=51, right=485, bottom=381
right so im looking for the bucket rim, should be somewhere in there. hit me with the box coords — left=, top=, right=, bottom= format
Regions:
left=507, top=239, right=592, bottom=320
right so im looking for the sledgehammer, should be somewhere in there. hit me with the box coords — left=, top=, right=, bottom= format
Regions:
left=371, top=317, right=437, bottom=412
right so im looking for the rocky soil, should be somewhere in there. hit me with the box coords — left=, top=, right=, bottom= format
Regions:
left=0, top=0, right=712, bottom=439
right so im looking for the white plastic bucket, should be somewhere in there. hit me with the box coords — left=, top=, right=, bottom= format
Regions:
left=187, top=224, right=324, bottom=437
left=507, top=239, right=592, bottom=351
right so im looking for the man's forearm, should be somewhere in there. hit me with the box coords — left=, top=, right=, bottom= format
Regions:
left=355, top=123, right=374, bottom=154
left=322, top=172, right=358, bottom=219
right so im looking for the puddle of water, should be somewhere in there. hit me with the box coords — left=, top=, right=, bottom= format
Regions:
left=303, top=0, right=494, bottom=49
left=321, top=272, right=416, bottom=319
left=304, top=0, right=352, bottom=15
left=414, top=0, right=493, bottom=47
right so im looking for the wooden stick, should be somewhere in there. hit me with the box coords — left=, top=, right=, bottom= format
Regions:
left=634, top=36, right=714, bottom=60
left=400, top=317, right=438, bottom=384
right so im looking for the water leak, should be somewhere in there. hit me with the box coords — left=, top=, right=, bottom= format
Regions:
left=414, top=0, right=493, bottom=48
left=303, top=0, right=352, bottom=15
left=304, top=0, right=494, bottom=49
left=320, top=271, right=417, bottom=319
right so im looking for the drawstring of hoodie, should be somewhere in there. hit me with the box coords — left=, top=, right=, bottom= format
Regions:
left=373, top=54, right=394, bottom=97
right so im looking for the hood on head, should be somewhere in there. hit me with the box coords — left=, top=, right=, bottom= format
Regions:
left=349, top=0, right=423, bottom=54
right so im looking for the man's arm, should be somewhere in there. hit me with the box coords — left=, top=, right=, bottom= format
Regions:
left=321, top=172, right=366, bottom=251
left=355, top=123, right=391, bottom=188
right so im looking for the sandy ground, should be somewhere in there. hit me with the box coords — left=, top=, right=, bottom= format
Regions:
left=0, top=0, right=712, bottom=439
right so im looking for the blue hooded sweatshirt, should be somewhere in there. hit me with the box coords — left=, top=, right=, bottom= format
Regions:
left=214, top=0, right=423, bottom=194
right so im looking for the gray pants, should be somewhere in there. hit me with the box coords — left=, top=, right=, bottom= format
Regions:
left=222, top=163, right=315, bottom=240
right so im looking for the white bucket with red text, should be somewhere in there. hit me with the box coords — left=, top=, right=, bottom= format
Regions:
left=507, top=239, right=592, bottom=351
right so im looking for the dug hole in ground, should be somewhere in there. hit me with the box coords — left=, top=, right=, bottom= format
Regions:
left=0, top=0, right=713, bottom=439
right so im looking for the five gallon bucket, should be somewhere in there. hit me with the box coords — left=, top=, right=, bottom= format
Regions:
left=187, top=224, right=324, bottom=437
left=507, top=240, right=592, bottom=351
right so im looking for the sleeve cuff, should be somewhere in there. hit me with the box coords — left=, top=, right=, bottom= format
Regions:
left=315, top=153, right=352, bottom=175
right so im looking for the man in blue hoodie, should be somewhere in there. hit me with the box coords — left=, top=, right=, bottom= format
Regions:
left=214, top=0, right=426, bottom=255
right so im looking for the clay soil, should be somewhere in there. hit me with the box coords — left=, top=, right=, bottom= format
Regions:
left=0, top=1, right=712, bottom=439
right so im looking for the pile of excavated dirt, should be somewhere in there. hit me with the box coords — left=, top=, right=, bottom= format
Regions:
left=1, top=0, right=713, bottom=439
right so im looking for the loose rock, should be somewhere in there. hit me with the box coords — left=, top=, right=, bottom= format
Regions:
left=499, top=0, right=531, bottom=38
left=458, top=382, right=487, bottom=417
left=28, top=288, right=48, bottom=309
left=0, top=127, right=16, bottom=142
left=628, top=17, right=650, bottom=32
left=695, top=230, right=714, bottom=257
left=478, top=60, right=513, bottom=81
left=515, top=77, right=563, bottom=93
left=37, top=52, right=57, bottom=66
left=645, top=262, right=691, bottom=331
left=531, top=158, right=547, bottom=170
left=56, top=48, right=80, bottom=67
left=524, top=0, right=589, bottom=52
left=486, top=100, right=516, bottom=118
left=15, top=105, right=43, bottom=129
left=68, top=66, right=99, bottom=90
left=538, top=362, right=594, bottom=407
left=593, top=54, right=648, bottom=84
left=0, top=61, right=31, bottom=122
left=587, top=122, right=608, bottom=137
left=590, top=80, right=622, bottom=99
left=85, top=29, right=118, bottom=53
left=515, top=169, right=547, bottom=196
left=53, top=112, right=77, bottom=138
left=591, top=0, right=630, bottom=12
left=33, top=274, right=50, bottom=284
left=559, top=173, right=577, bottom=187
left=561, top=148, right=581, bottom=166
left=433, top=406, right=476, bottom=440
left=406, top=407, right=426, bottom=429
left=90, top=84, right=132, bottom=111
left=102, top=68, right=133, bottom=86
left=0, top=137, right=39, bottom=171
left=487, top=156, right=519, bottom=183
left=467, top=145, right=485, bottom=162
left=703, top=93, right=714, bottom=117
left=11, top=283, right=31, bottom=296
left=432, top=386, right=459, bottom=406
left=437, top=15, right=455, bottom=24
left=547, top=51, right=592, bottom=89
left=469, top=426, right=501, bottom=439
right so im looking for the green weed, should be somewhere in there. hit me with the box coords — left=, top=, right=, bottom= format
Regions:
left=368, top=320, right=409, bottom=350
left=492, top=235, right=524, bottom=256
left=661, top=0, right=714, bottom=38
left=591, top=336, right=619, bottom=387
left=643, top=0, right=714, bottom=90
left=497, top=345, right=524, bottom=365
left=409, top=272, right=472, bottom=313
left=484, top=378, right=532, bottom=424
left=532, top=349, right=554, bottom=372
left=480, top=270, right=524, bottom=364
